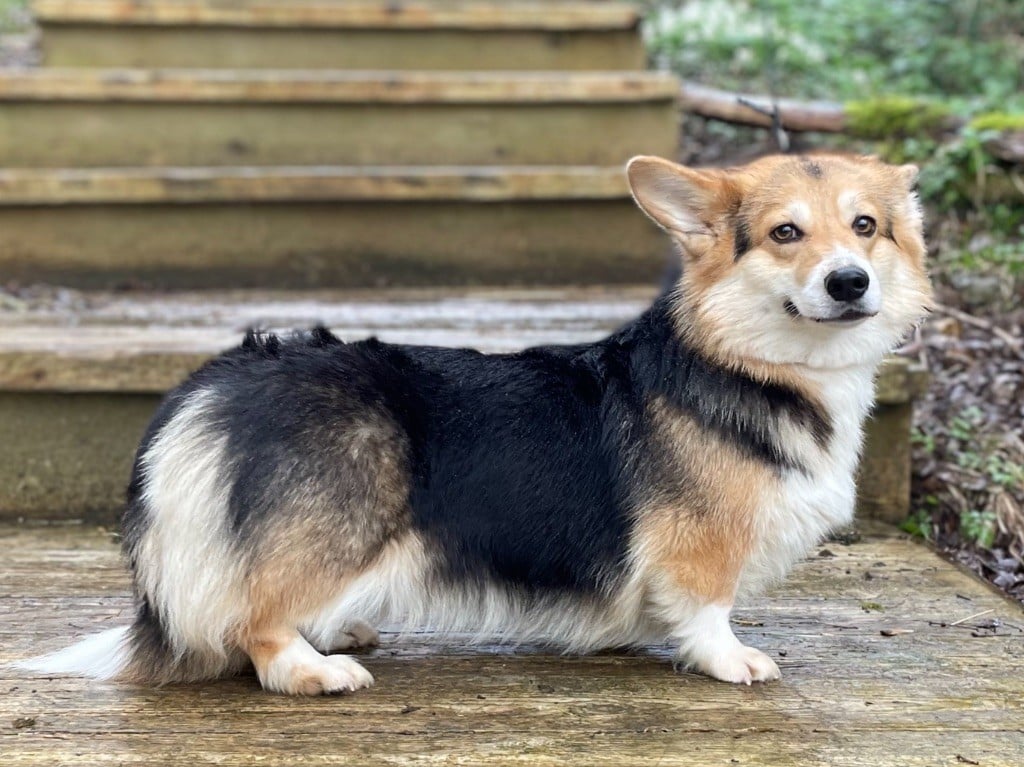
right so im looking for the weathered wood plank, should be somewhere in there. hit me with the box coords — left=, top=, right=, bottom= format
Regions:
left=0, top=103, right=678, bottom=167
left=2, top=523, right=1022, bottom=765
left=0, top=166, right=634, bottom=205
left=32, top=1, right=641, bottom=30
left=0, top=70, right=679, bottom=103
left=39, top=26, right=646, bottom=71
left=0, top=199, right=668, bottom=288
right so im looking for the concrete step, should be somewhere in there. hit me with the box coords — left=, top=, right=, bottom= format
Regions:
left=0, top=69, right=679, bottom=167
left=33, top=1, right=646, bottom=71
left=0, top=287, right=926, bottom=523
left=0, top=165, right=669, bottom=289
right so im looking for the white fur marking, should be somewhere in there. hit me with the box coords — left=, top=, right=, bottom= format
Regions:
left=261, top=635, right=373, bottom=695
left=306, top=535, right=658, bottom=654
left=788, top=200, right=812, bottom=231
left=135, top=389, right=246, bottom=668
left=672, top=604, right=780, bottom=685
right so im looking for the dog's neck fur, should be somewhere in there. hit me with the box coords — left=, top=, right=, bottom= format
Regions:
left=611, top=291, right=852, bottom=474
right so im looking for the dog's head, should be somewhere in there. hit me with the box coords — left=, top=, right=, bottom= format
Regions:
left=627, top=153, right=933, bottom=368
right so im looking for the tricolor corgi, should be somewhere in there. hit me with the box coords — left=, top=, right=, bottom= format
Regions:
left=22, top=153, right=932, bottom=694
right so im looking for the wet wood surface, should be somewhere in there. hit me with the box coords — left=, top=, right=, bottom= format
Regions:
left=2, top=523, right=1022, bottom=765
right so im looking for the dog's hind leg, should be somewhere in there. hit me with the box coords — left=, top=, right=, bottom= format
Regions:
left=242, top=625, right=374, bottom=696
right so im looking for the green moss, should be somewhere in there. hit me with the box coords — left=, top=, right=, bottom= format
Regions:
left=969, top=112, right=1024, bottom=132
left=844, top=97, right=955, bottom=140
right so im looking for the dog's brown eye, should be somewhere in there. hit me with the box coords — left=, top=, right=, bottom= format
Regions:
left=853, top=215, right=877, bottom=236
left=770, top=224, right=802, bottom=243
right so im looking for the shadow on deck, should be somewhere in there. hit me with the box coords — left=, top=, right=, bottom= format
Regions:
left=1, top=522, right=1022, bottom=766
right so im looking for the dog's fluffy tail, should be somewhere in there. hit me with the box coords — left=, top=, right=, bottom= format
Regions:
left=17, top=604, right=244, bottom=685
left=17, top=626, right=132, bottom=680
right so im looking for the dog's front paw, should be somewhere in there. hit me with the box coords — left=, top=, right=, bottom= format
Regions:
left=688, top=645, right=781, bottom=685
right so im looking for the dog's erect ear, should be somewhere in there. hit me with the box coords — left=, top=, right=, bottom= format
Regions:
left=626, top=156, right=734, bottom=256
left=897, top=163, right=920, bottom=190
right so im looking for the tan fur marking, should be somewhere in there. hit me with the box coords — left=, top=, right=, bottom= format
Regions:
left=241, top=409, right=412, bottom=633
left=635, top=400, right=775, bottom=603
left=242, top=628, right=292, bottom=674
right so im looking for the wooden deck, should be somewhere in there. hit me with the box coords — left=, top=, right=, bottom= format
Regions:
left=2, top=523, right=1022, bottom=766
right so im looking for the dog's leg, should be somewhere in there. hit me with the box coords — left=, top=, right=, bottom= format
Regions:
left=310, top=620, right=380, bottom=654
left=670, top=602, right=780, bottom=685
left=641, top=511, right=780, bottom=685
left=242, top=626, right=374, bottom=696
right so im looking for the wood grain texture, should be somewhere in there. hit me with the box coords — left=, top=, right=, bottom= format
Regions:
left=2, top=523, right=1022, bottom=765
left=0, top=102, right=678, bottom=167
left=38, top=26, right=646, bottom=72
left=0, top=166, right=634, bottom=205
left=0, top=199, right=667, bottom=289
left=0, top=69, right=679, bottom=103
left=32, top=1, right=641, bottom=31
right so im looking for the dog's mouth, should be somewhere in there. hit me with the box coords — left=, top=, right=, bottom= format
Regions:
left=783, top=300, right=876, bottom=324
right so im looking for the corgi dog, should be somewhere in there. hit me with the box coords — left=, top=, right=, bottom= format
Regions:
left=22, top=153, right=932, bottom=694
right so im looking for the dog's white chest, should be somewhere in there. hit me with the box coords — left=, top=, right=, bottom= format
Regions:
left=739, top=365, right=878, bottom=597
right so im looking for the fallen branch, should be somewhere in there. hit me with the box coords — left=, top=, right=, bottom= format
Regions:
left=949, top=608, right=995, bottom=627
left=679, top=81, right=847, bottom=133
left=933, top=303, right=1024, bottom=356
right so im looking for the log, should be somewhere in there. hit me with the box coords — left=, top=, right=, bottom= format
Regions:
left=678, top=81, right=847, bottom=133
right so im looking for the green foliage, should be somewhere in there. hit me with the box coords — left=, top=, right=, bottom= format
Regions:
left=0, top=0, right=29, bottom=33
left=959, top=509, right=998, bottom=549
left=911, top=427, right=936, bottom=454
left=970, top=113, right=1024, bottom=132
left=910, top=405, right=1024, bottom=550
left=901, top=507, right=934, bottom=541
left=645, top=0, right=1024, bottom=110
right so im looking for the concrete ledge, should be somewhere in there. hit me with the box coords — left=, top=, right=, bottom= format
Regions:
left=0, top=289, right=926, bottom=524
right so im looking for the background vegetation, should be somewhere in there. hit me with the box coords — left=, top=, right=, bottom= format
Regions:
left=645, top=0, right=1024, bottom=594
left=0, top=0, right=1020, bottom=591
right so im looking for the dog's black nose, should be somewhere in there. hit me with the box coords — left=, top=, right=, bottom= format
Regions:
left=825, top=267, right=870, bottom=302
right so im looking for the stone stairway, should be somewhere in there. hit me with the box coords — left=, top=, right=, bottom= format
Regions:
left=2, top=0, right=677, bottom=289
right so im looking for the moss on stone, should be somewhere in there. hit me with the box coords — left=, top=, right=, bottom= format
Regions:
left=969, top=112, right=1024, bottom=132
left=844, top=97, right=955, bottom=140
